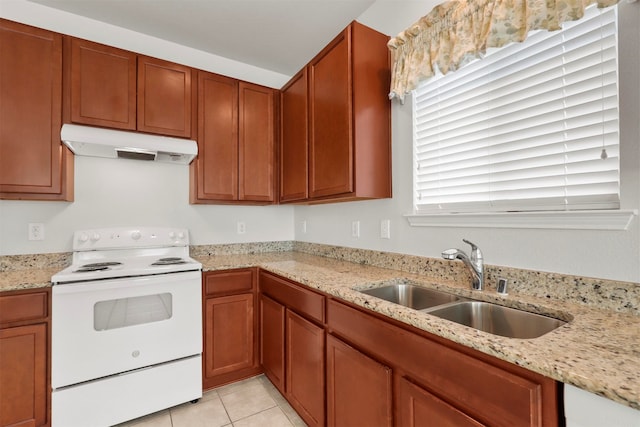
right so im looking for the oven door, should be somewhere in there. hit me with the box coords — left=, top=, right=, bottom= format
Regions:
left=52, top=271, right=202, bottom=389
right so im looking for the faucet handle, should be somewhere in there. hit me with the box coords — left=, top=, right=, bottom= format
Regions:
left=462, top=239, right=483, bottom=261
left=441, top=248, right=459, bottom=260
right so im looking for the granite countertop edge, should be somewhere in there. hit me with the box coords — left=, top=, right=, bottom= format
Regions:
left=1, top=251, right=638, bottom=411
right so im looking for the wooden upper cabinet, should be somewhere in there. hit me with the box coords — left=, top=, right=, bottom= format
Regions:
left=192, top=71, right=239, bottom=202
left=68, top=38, right=137, bottom=130
left=66, top=39, right=193, bottom=138
left=239, top=82, right=276, bottom=202
left=137, top=56, right=193, bottom=138
left=309, top=27, right=353, bottom=198
left=306, top=21, right=391, bottom=203
left=0, top=19, right=73, bottom=201
left=280, top=69, right=309, bottom=203
left=191, top=71, right=276, bottom=204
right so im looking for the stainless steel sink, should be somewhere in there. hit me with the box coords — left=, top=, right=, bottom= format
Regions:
left=428, top=301, right=566, bottom=339
left=359, top=281, right=463, bottom=310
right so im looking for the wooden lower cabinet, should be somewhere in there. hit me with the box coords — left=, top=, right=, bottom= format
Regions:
left=396, top=376, right=486, bottom=427
left=259, top=294, right=286, bottom=393
left=258, top=271, right=326, bottom=427
left=286, top=310, right=325, bottom=427
left=0, top=289, right=50, bottom=427
left=327, top=299, right=561, bottom=427
left=326, top=334, right=392, bottom=427
left=257, top=271, right=561, bottom=427
left=202, top=269, right=259, bottom=389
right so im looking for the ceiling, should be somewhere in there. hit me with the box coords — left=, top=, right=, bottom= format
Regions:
left=27, top=0, right=386, bottom=76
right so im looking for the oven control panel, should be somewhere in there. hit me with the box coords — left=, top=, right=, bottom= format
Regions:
left=73, top=227, right=189, bottom=251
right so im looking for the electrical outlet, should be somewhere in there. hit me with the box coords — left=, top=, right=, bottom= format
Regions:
left=351, top=220, right=360, bottom=238
left=380, top=219, right=391, bottom=239
left=301, top=220, right=307, bottom=234
left=28, top=223, right=45, bottom=241
left=237, top=221, right=246, bottom=234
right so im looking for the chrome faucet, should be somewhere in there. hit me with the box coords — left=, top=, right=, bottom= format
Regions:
left=442, top=239, right=484, bottom=291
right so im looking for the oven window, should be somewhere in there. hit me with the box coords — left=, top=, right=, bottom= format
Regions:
left=94, top=293, right=173, bottom=331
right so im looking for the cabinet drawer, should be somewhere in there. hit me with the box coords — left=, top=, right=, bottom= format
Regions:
left=204, top=269, right=254, bottom=296
left=327, top=299, right=558, bottom=427
left=259, top=271, right=324, bottom=323
left=0, top=290, right=48, bottom=325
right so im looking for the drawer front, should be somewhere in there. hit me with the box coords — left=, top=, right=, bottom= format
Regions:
left=259, top=271, right=324, bottom=323
left=327, top=299, right=557, bottom=427
left=0, top=289, right=49, bottom=325
left=204, top=269, right=254, bottom=296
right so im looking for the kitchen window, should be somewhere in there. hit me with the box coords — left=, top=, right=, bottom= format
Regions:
left=408, top=4, right=634, bottom=230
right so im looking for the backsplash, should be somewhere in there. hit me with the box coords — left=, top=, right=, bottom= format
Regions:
left=2, top=241, right=637, bottom=315
left=0, top=252, right=71, bottom=272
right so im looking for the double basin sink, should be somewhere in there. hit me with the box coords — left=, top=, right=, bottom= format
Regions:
left=359, top=281, right=566, bottom=339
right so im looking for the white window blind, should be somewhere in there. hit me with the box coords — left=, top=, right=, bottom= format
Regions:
left=412, top=5, right=619, bottom=214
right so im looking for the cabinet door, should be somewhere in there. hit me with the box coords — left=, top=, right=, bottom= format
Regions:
left=286, top=310, right=325, bottom=427
left=137, top=56, right=193, bottom=137
left=280, top=69, right=309, bottom=203
left=192, top=72, right=239, bottom=202
left=0, top=324, right=47, bottom=427
left=308, top=28, right=353, bottom=199
left=326, top=334, right=392, bottom=427
left=203, top=294, right=255, bottom=383
left=0, top=19, right=72, bottom=201
left=239, top=82, right=275, bottom=202
left=397, top=376, right=487, bottom=427
left=69, top=38, right=136, bottom=130
left=259, top=294, right=285, bottom=393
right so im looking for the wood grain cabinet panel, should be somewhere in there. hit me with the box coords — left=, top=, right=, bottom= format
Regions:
left=326, top=334, right=392, bottom=427
left=0, top=324, right=48, bottom=427
left=258, top=271, right=326, bottom=426
left=239, top=82, right=276, bottom=202
left=0, top=288, right=50, bottom=427
left=202, top=269, right=259, bottom=390
left=204, top=294, right=255, bottom=378
left=259, top=294, right=286, bottom=393
left=327, top=299, right=560, bottom=427
left=192, top=72, right=239, bottom=201
left=0, top=19, right=73, bottom=201
left=397, top=376, right=487, bottom=427
left=66, top=39, right=193, bottom=138
left=279, top=69, right=309, bottom=202
left=137, top=56, right=193, bottom=138
left=68, top=38, right=137, bottom=130
left=191, top=73, right=276, bottom=204
left=286, top=310, right=325, bottom=427
left=309, top=28, right=352, bottom=198
left=279, top=21, right=391, bottom=204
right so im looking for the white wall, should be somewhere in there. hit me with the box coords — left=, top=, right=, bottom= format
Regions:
left=0, top=157, right=294, bottom=254
left=293, top=0, right=640, bottom=284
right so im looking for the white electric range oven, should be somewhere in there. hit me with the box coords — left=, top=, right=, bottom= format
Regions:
left=51, top=227, right=202, bottom=427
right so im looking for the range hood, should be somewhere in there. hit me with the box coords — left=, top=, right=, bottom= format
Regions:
left=61, top=124, right=198, bottom=164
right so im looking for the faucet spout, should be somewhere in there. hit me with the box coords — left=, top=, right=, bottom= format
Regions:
left=442, top=240, right=484, bottom=291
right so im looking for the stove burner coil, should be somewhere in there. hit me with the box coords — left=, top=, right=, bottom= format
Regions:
left=151, top=257, right=187, bottom=266
left=82, top=262, right=123, bottom=268
left=73, top=261, right=123, bottom=273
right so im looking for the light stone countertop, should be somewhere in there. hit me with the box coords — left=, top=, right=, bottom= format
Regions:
left=195, top=251, right=640, bottom=411
left=1, top=249, right=638, bottom=412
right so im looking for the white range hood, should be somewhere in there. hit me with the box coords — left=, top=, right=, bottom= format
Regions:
left=61, top=124, right=198, bottom=164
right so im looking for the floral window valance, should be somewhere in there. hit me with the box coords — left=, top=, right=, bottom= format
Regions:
left=388, top=0, right=621, bottom=101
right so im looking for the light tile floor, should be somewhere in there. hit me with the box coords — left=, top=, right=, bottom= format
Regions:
left=116, top=375, right=307, bottom=427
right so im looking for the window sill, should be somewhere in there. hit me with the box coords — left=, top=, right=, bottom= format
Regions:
left=405, top=210, right=637, bottom=230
